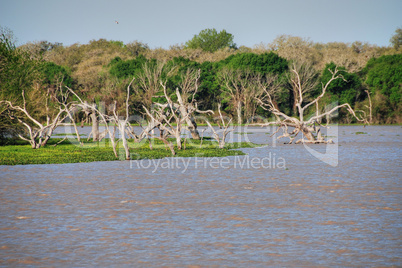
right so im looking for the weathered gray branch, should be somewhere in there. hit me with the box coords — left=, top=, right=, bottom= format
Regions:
left=254, top=63, right=368, bottom=144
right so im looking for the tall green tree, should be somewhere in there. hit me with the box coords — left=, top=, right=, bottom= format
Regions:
left=185, top=28, right=237, bottom=52
left=41, top=62, right=73, bottom=88
left=0, top=30, right=76, bottom=145
left=364, top=54, right=402, bottom=104
left=108, top=55, right=148, bottom=79
left=319, top=62, right=363, bottom=105
left=0, top=30, right=42, bottom=103
left=222, top=52, right=288, bottom=75
left=363, top=54, right=402, bottom=122
left=390, top=27, right=402, bottom=50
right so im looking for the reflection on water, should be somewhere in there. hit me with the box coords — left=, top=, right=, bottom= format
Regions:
left=1, top=126, right=401, bottom=267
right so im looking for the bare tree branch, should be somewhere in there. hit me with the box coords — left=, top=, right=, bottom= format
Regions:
left=205, top=104, right=235, bottom=148
left=1, top=84, right=71, bottom=148
left=254, top=62, right=368, bottom=144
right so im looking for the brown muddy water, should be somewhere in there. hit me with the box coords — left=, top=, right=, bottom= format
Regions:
left=0, top=126, right=401, bottom=267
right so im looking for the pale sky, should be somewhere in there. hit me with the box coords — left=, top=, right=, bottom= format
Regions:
left=1, top=0, right=401, bottom=48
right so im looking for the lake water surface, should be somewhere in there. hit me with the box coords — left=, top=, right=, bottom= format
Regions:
left=0, top=125, right=401, bottom=267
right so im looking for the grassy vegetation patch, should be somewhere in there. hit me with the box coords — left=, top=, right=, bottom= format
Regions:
left=52, top=133, right=87, bottom=136
left=233, top=132, right=254, bottom=135
left=0, top=138, right=261, bottom=165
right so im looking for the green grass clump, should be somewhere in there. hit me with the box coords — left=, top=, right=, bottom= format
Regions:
left=354, top=132, right=368, bottom=135
left=52, top=133, right=87, bottom=136
left=0, top=138, right=261, bottom=165
left=0, top=139, right=117, bottom=165
left=233, top=132, right=254, bottom=135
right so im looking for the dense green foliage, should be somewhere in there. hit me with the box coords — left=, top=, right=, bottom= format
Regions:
left=364, top=54, right=402, bottom=105
left=108, top=55, right=148, bottom=79
left=41, top=61, right=73, bottom=87
left=319, top=62, right=363, bottom=105
left=185, top=28, right=237, bottom=52
left=0, top=36, right=40, bottom=99
left=361, top=54, right=402, bottom=122
left=222, top=52, right=288, bottom=75
left=0, top=33, right=42, bottom=139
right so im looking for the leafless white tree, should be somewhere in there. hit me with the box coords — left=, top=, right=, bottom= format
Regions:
left=177, top=68, right=203, bottom=139
left=205, top=104, right=235, bottom=149
left=143, top=84, right=198, bottom=155
left=365, top=90, right=373, bottom=124
left=110, top=77, right=135, bottom=160
left=219, top=67, right=247, bottom=125
left=66, top=78, right=136, bottom=159
left=255, top=62, right=368, bottom=144
left=219, top=68, right=263, bottom=125
left=139, top=66, right=213, bottom=152
left=0, top=83, right=72, bottom=148
left=136, top=61, right=174, bottom=109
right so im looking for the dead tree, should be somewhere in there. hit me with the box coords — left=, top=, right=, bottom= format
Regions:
left=0, top=84, right=71, bottom=148
left=66, top=86, right=119, bottom=157
left=218, top=67, right=249, bottom=125
left=177, top=68, right=214, bottom=139
left=136, top=61, right=175, bottom=140
left=285, top=61, right=319, bottom=115
left=141, top=76, right=214, bottom=154
left=255, top=62, right=368, bottom=144
left=136, top=61, right=169, bottom=109
left=143, top=85, right=194, bottom=153
left=365, top=90, right=373, bottom=124
left=88, top=103, right=100, bottom=141
left=205, top=104, right=235, bottom=149
left=68, top=78, right=136, bottom=159
left=55, top=81, right=82, bottom=145
left=81, top=103, right=91, bottom=125
left=140, top=67, right=213, bottom=146
left=142, top=104, right=176, bottom=155
left=177, top=68, right=201, bottom=139
left=177, top=68, right=212, bottom=139
left=109, top=78, right=135, bottom=160
left=219, top=68, right=264, bottom=125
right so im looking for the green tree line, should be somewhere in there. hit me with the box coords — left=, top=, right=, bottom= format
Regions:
left=1, top=27, right=401, bottom=142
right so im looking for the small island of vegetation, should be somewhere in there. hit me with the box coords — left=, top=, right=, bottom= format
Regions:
left=1, top=27, right=401, bottom=165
